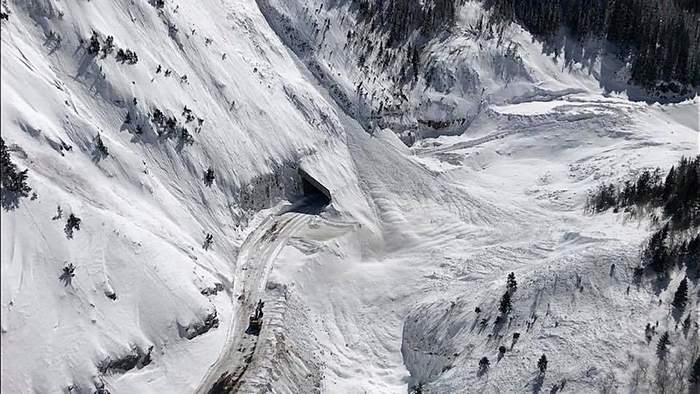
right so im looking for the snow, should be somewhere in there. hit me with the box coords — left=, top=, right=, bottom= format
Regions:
left=1, top=0, right=350, bottom=391
left=1, top=0, right=698, bottom=393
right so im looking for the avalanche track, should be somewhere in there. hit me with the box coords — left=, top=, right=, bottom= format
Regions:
left=196, top=211, right=311, bottom=393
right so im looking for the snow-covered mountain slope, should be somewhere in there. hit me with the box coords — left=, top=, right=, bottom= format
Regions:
left=1, top=0, right=698, bottom=393
left=258, top=0, right=606, bottom=142
left=0, top=0, right=363, bottom=392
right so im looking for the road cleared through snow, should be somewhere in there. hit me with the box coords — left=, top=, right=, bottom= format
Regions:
left=196, top=211, right=311, bottom=393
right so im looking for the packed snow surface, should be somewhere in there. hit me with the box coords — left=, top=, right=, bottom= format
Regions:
left=1, top=0, right=698, bottom=393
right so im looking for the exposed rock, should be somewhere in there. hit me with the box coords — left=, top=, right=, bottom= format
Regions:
left=97, top=345, right=153, bottom=375
left=104, top=290, right=117, bottom=300
left=179, top=309, right=219, bottom=340
left=201, top=283, right=225, bottom=296
left=239, top=161, right=302, bottom=212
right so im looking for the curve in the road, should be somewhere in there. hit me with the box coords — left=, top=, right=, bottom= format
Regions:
left=196, top=212, right=311, bottom=393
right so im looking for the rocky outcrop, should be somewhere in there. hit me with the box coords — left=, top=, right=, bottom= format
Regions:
left=178, top=308, right=220, bottom=340
left=200, top=283, right=225, bottom=296
left=97, top=345, right=153, bottom=375
left=239, top=161, right=302, bottom=212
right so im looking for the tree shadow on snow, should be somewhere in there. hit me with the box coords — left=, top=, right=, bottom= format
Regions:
left=537, top=29, right=696, bottom=103
left=527, top=373, right=545, bottom=394
left=75, top=52, right=98, bottom=79
left=43, top=33, right=62, bottom=56
left=510, top=334, right=520, bottom=350
left=491, top=314, right=507, bottom=337
left=120, top=120, right=155, bottom=145
left=470, top=315, right=481, bottom=333
left=59, top=270, right=74, bottom=287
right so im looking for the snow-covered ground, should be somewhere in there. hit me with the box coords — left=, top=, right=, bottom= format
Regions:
left=1, top=0, right=698, bottom=393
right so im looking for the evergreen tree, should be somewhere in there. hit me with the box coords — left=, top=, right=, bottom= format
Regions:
left=180, top=128, right=194, bottom=146
left=59, top=263, right=76, bottom=286
left=1, top=137, right=32, bottom=207
left=682, top=315, right=691, bottom=334
left=52, top=205, right=63, bottom=220
left=63, top=263, right=76, bottom=278
left=537, top=354, right=547, bottom=373
left=87, top=32, right=100, bottom=55
left=411, top=47, right=420, bottom=81
left=151, top=108, right=165, bottom=126
left=94, top=133, right=109, bottom=157
left=646, top=224, right=670, bottom=274
left=202, top=233, right=213, bottom=250
left=686, top=234, right=700, bottom=279
left=204, top=167, right=215, bottom=186
left=507, top=272, right=517, bottom=293
left=671, top=277, right=688, bottom=310
left=656, top=331, right=671, bottom=360
left=662, top=166, right=676, bottom=200
left=413, top=383, right=424, bottom=394
left=487, top=0, right=700, bottom=89
left=590, top=156, right=699, bottom=278
left=1, top=137, right=13, bottom=183
left=101, top=35, right=115, bottom=58
left=499, top=291, right=512, bottom=314
left=116, top=48, right=139, bottom=64
left=64, top=214, right=82, bottom=239
left=182, top=106, right=195, bottom=122
left=478, top=356, right=490, bottom=374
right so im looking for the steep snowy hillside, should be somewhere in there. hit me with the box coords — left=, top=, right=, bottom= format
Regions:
left=0, top=0, right=363, bottom=392
left=1, top=0, right=698, bottom=393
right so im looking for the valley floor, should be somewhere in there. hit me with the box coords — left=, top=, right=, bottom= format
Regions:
left=160, top=94, right=697, bottom=393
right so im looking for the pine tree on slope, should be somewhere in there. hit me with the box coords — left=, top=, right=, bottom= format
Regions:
left=499, top=291, right=512, bottom=315
left=537, top=354, right=547, bottom=374
left=671, top=277, right=688, bottom=310
left=1, top=137, right=32, bottom=206
left=507, top=272, right=517, bottom=293
left=656, top=332, right=671, bottom=360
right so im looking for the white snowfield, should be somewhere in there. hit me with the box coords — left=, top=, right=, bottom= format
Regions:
left=1, top=1, right=698, bottom=393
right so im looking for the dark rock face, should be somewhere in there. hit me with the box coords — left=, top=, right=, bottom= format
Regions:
left=179, top=308, right=220, bottom=340
left=104, top=290, right=117, bottom=300
left=299, top=168, right=331, bottom=203
left=97, top=345, right=154, bottom=374
left=354, top=0, right=458, bottom=45
left=425, top=60, right=483, bottom=94
left=200, top=283, right=225, bottom=296
left=239, top=161, right=302, bottom=212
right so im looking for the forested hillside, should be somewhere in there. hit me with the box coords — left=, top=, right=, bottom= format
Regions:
left=354, top=0, right=458, bottom=45
left=486, top=0, right=700, bottom=92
